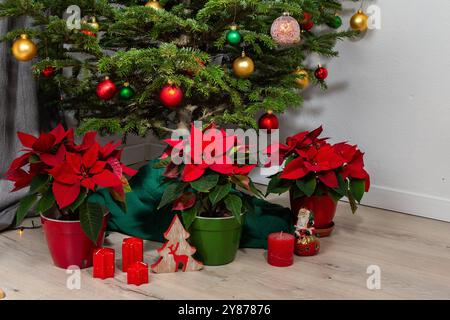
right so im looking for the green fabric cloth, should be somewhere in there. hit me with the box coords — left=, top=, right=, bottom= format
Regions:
left=90, top=159, right=293, bottom=249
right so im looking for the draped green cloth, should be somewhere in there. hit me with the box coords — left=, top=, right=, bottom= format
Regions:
left=90, top=160, right=293, bottom=249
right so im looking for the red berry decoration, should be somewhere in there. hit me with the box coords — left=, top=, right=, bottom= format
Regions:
left=314, top=65, right=328, bottom=80
left=301, top=20, right=314, bottom=31
left=258, top=110, right=279, bottom=132
left=300, top=12, right=314, bottom=31
left=41, top=66, right=55, bottom=78
left=301, top=12, right=312, bottom=24
left=160, top=84, right=183, bottom=108
left=96, top=76, right=117, bottom=100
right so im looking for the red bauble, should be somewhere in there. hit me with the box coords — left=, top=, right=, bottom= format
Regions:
left=80, top=29, right=96, bottom=37
left=301, top=12, right=312, bottom=24
left=300, top=12, right=314, bottom=31
left=96, top=77, right=117, bottom=100
left=160, top=84, right=183, bottom=108
left=41, top=66, right=55, bottom=78
left=258, top=111, right=279, bottom=132
left=314, top=66, right=328, bottom=80
left=301, top=20, right=314, bottom=31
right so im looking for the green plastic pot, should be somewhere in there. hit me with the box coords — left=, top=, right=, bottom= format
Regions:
left=189, top=214, right=245, bottom=266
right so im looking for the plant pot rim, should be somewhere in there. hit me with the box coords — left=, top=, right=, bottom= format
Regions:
left=40, top=211, right=109, bottom=223
left=195, top=213, right=245, bottom=220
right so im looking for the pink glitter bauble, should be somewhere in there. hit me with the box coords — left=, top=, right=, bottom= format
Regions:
left=270, top=13, right=301, bottom=46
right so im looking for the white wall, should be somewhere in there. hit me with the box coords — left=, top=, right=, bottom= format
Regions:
left=277, top=0, right=450, bottom=222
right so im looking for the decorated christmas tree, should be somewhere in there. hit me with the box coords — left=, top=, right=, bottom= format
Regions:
left=0, top=0, right=360, bottom=137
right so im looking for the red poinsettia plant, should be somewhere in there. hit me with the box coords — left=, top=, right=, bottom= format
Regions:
left=155, top=124, right=260, bottom=229
left=4, top=124, right=137, bottom=241
left=266, top=126, right=370, bottom=212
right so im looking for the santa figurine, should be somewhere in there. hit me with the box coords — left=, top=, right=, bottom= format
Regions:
left=294, top=208, right=320, bottom=256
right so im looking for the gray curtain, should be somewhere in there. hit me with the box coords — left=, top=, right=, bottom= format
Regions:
left=0, top=14, right=39, bottom=230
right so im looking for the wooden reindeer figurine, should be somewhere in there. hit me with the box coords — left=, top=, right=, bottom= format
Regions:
left=151, top=215, right=203, bottom=273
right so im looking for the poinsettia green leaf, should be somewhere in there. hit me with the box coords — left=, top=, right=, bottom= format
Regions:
left=190, top=173, right=219, bottom=192
left=16, top=193, right=38, bottom=227
left=242, top=193, right=255, bottom=213
left=266, top=173, right=291, bottom=196
left=329, top=189, right=343, bottom=203
left=157, top=182, right=187, bottom=209
left=283, top=154, right=297, bottom=167
left=296, top=174, right=316, bottom=197
left=224, top=194, right=243, bottom=224
left=36, top=189, right=55, bottom=214
left=347, top=189, right=358, bottom=214
left=209, top=182, right=232, bottom=206
left=153, top=156, right=171, bottom=169
left=79, top=202, right=104, bottom=243
left=29, top=175, right=49, bottom=194
left=67, top=190, right=88, bottom=212
left=249, top=180, right=264, bottom=198
left=291, top=185, right=305, bottom=199
left=350, top=179, right=366, bottom=203
left=182, top=203, right=200, bottom=230
left=28, top=154, right=40, bottom=164
left=230, top=175, right=251, bottom=191
left=334, top=173, right=349, bottom=196
left=123, top=181, right=132, bottom=193
left=173, top=192, right=196, bottom=211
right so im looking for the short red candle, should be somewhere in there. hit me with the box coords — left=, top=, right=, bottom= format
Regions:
left=122, top=237, right=143, bottom=272
left=127, top=262, right=149, bottom=286
left=267, top=232, right=295, bottom=267
left=93, top=248, right=115, bottom=279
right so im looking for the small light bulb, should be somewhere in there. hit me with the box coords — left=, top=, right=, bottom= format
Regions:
left=18, top=228, right=24, bottom=237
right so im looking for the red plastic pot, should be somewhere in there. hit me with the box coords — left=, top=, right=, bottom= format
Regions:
left=290, top=192, right=337, bottom=237
left=41, top=213, right=109, bottom=269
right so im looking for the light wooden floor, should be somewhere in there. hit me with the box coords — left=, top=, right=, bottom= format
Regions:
left=0, top=193, right=449, bottom=300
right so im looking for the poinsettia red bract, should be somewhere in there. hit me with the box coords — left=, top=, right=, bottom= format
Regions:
left=266, top=126, right=370, bottom=207
left=5, top=124, right=137, bottom=210
left=162, top=124, right=256, bottom=182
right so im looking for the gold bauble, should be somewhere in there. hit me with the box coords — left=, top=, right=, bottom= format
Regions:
left=11, top=34, right=37, bottom=62
left=350, top=9, right=368, bottom=31
left=293, top=68, right=309, bottom=89
left=88, top=17, right=100, bottom=31
left=232, top=52, right=255, bottom=78
left=145, top=0, right=163, bottom=10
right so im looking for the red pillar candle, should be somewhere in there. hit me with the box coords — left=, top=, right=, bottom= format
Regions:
left=122, top=237, right=144, bottom=272
left=93, top=248, right=115, bottom=279
left=267, top=232, right=295, bottom=267
left=127, top=262, right=149, bottom=286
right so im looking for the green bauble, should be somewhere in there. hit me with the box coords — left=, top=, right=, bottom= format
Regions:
left=119, top=83, right=135, bottom=100
left=226, top=29, right=241, bottom=45
left=327, top=16, right=342, bottom=29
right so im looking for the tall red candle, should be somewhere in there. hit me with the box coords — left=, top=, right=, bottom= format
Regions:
left=93, top=248, right=115, bottom=279
left=127, top=262, right=149, bottom=286
left=267, top=232, right=295, bottom=267
left=122, top=237, right=143, bottom=272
